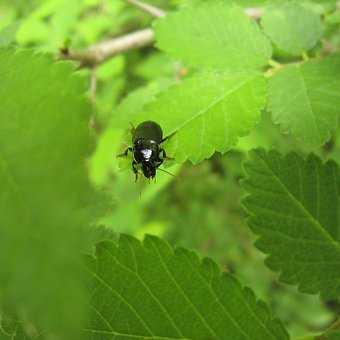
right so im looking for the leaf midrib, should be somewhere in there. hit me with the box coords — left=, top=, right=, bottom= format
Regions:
left=183, top=255, right=278, bottom=340
left=149, top=241, right=220, bottom=340
left=169, top=73, right=258, bottom=136
left=257, top=153, right=340, bottom=253
left=106, top=243, right=185, bottom=338
left=84, top=265, right=154, bottom=336
left=296, top=65, right=322, bottom=144
left=86, top=305, right=190, bottom=340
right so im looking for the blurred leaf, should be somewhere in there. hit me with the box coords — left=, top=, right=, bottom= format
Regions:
left=0, top=49, right=95, bottom=339
left=0, top=5, right=16, bottom=31
left=318, top=330, right=340, bottom=340
left=16, top=0, right=87, bottom=50
left=268, top=55, right=340, bottom=146
left=326, top=11, right=340, bottom=25
left=17, top=19, right=49, bottom=44
left=242, top=149, right=340, bottom=299
left=261, top=2, right=323, bottom=56
left=85, top=235, right=288, bottom=339
left=76, top=15, right=114, bottom=45
left=81, top=225, right=118, bottom=255
left=112, top=80, right=175, bottom=127
left=180, top=0, right=292, bottom=6
left=134, top=52, right=178, bottom=81
left=0, top=22, right=19, bottom=47
left=99, top=163, right=180, bottom=235
left=89, top=128, right=125, bottom=186
left=96, top=56, right=125, bottom=81
left=75, top=1, right=126, bottom=45
left=94, top=56, right=126, bottom=122
left=0, top=313, right=44, bottom=339
left=154, top=3, right=272, bottom=70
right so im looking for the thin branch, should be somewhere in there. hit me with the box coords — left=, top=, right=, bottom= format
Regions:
left=60, top=6, right=264, bottom=68
left=90, top=68, right=97, bottom=103
left=244, top=7, right=264, bottom=20
left=61, top=28, right=154, bottom=67
left=126, top=0, right=166, bottom=18
left=316, top=318, right=340, bottom=339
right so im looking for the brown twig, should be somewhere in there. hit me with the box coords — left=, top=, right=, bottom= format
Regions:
left=126, top=0, right=166, bottom=18
left=60, top=6, right=264, bottom=68
left=90, top=68, right=97, bottom=103
left=61, top=28, right=154, bottom=67
left=244, top=7, right=264, bottom=20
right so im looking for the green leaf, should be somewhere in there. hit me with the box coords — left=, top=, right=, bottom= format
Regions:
left=268, top=55, right=340, bottom=146
left=316, top=319, right=340, bottom=340
left=0, top=313, right=44, bottom=339
left=317, top=330, right=340, bottom=340
left=0, top=48, right=95, bottom=338
left=261, top=2, right=323, bottom=56
left=326, top=11, right=340, bottom=25
left=16, top=0, right=86, bottom=50
left=89, top=128, right=125, bottom=186
left=154, top=3, right=272, bottom=70
left=242, top=149, right=340, bottom=299
left=130, top=71, right=266, bottom=164
left=84, top=235, right=288, bottom=339
left=0, top=22, right=19, bottom=47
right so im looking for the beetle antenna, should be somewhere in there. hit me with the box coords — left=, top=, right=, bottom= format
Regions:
left=129, top=121, right=136, bottom=134
left=158, top=168, right=175, bottom=177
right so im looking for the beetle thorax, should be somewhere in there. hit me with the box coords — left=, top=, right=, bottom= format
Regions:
left=133, top=138, right=159, bottom=164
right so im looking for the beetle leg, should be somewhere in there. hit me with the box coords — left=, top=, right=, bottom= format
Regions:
left=155, top=158, right=164, bottom=168
left=132, top=160, right=139, bottom=182
left=159, top=148, right=174, bottom=161
left=117, top=147, right=133, bottom=158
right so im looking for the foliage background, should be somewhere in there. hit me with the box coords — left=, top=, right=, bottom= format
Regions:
left=1, top=0, right=340, bottom=339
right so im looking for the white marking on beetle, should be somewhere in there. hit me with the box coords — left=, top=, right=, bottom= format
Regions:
left=141, top=149, right=152, bottom=161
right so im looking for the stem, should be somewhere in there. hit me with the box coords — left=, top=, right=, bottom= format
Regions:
left=329, top=318, right=340, bottom=331
left=244, top=7, right=264, bottom=20
left=313, top=318, right=340, bottom=340
left=302, top=51, right=310, bottom=61
left=90, top=68, right=97, bottom=104
left=125, top=0, right=166, bottom=17
left=61, top=28, right=155, bottom=67
left=268, top=59, right=282, bottom=68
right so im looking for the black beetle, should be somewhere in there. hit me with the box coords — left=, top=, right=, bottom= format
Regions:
left=118, top=121, right=174, bottom=181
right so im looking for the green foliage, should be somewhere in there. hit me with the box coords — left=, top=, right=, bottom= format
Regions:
left=261, top=2, right=323, bottom=56
left=154, top=3, right=272, bottom=70
left=2, top=0, right=340, bottom=339
left=319, top=329, right=340, bottom=340
left=16, top=0, right=86, bottom=49
left=268, top=55, right=340, bottom=146
left=0, top=48, right=94, bottom=339
left=242, top=149, right=340, bottom=299
left=85, top=235, right=288, bottom=339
